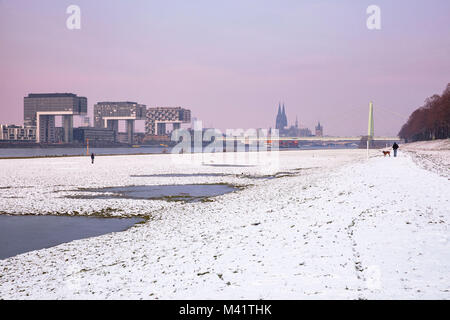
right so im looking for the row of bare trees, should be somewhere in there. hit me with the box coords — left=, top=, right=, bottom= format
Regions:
left=399, top=84, right=450, bottom=142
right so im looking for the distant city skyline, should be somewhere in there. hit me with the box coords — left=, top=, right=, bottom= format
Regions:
left=1, top=0, right=449, bottom=136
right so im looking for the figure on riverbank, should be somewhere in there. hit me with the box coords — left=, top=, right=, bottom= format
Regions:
left=392, top=142, right=399, bottom=157
left=91, top=153, right=95, bottom=164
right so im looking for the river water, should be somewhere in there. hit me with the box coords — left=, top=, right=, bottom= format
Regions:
left=0, top=147, right=167, bottom=158
left=0, top=215, right=143, bottom=260
left=0, top=144, right=357, bottom=158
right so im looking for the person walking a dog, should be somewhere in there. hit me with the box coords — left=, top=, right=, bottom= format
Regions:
left=392, top=142, right=399, bottom=157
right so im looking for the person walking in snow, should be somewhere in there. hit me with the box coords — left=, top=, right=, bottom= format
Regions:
left=392, top=142, right=399, bottom=157
left=91, top=153, right=95, bottom=164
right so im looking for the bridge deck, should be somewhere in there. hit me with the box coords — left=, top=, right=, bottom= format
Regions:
left=218, top=136, right=399, bottom=142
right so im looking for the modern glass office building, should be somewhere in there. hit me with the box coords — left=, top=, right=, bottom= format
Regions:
left=145, top=107, right=191, bottom=136
left=93, top=102, right=146, bottom=144
left=24, top=93, right=87, bottom=143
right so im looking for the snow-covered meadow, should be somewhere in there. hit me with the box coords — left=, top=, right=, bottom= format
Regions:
left=0, top=142, right=449, bottom=299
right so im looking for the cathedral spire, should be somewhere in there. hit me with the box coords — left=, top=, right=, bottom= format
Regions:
left=275, top=102, right=282, bottom=129
left=281, top=103, right=287, bottom=128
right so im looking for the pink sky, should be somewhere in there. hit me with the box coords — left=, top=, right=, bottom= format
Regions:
left=1, top=0, right=449, bottom=136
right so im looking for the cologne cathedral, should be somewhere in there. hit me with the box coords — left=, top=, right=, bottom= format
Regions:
left=275, top=103, right=288, bottom=130
left=274, top=103, right=312, bottom=137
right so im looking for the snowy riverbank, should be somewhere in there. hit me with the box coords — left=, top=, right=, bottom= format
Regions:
left=0, top=143, right=449, bottom=299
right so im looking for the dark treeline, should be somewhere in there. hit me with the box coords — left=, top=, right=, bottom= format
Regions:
left=399, top=83, right=450, bottom=142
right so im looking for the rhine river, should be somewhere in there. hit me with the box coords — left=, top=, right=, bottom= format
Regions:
left=0, top=146, right=167, bottom=158
left=0, top=144, right=357, bottom=158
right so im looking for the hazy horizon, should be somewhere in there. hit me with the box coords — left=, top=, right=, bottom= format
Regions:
left=1, top=0, right=449, bottom=136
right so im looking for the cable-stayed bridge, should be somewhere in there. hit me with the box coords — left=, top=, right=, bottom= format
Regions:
left=220, top=102, right=401, bottom=148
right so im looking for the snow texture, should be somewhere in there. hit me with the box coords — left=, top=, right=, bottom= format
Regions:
left=0, top=141, right=449, bottom=299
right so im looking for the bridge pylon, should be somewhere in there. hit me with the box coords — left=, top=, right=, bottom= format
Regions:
left=367, top=101, right=374, bottom=157
left=368, top=101, right=374, bottom=139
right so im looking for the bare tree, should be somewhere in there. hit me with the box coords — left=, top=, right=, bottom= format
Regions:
left=399, top=84, right=450, bottom=142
